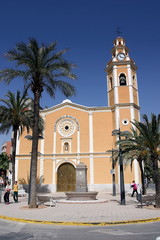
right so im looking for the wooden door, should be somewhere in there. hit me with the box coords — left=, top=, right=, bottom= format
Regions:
left=57, top=163, right=76, bottom=192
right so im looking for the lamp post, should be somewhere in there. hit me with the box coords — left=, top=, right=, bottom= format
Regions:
left=106, top=148, right=118, bottom=196
left=112, top=129, right=130, bottom=205
left=25, top=135, right=43, bottom=205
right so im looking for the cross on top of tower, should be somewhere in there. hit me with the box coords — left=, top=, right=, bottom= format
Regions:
left=116, top=26, right=122, bottom=37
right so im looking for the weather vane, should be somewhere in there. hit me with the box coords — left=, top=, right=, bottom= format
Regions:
left=116, top=26, right=122, bottom=37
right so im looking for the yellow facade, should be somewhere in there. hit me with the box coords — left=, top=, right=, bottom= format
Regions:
left=16, top=36, right=141, bottom=193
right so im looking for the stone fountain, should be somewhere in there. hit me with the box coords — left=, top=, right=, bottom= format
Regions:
left=65, top=162, right=98, bottom=201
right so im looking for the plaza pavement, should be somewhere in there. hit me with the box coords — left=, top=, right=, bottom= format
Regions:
left=0, top=192, right=160, bottom=225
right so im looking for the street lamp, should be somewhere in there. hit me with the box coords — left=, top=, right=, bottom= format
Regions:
left=25, top=134, right=43, bottom=205
left=112, top=129, right=131, bottom=205
left=106, top=148, right=118, bottom=196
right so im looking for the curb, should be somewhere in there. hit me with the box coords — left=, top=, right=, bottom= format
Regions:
left=0, top=215, right=160, bottom=226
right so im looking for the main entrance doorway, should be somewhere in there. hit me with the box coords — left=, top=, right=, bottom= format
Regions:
left=57, top=163, right=76, bottom=192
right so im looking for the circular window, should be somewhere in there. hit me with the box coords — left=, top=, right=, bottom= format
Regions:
left=65, top=125, right=69, bottom=130
left=58, top=119, right=76, bottom=137
left=122, top=119, right=129, bottom=126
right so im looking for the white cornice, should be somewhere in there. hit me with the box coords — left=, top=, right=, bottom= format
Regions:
left=111, top=103, right=140, bottom=111
left=106, top=60, right=137, bottom=72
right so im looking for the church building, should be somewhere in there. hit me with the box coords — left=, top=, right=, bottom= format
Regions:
left=16, top=36, right=141, bottom=193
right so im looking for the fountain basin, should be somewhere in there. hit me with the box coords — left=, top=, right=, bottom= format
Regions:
left=65, top=191, right=98, bottom=201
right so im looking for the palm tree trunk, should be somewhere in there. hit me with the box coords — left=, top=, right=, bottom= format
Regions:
left=152, top=156, right=160, bottom=208
left=29, top=91, right=40, bottom=208
left=139, top=161, right=146, bottom=195
left=11, top=128, right=18, bottom=188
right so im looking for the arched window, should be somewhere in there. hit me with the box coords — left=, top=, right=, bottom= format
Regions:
left=110, top=77, right=113, bottom=89
left=119, top=73, right=127, bottom=86
left=64, top=142, right=69, bottom=152
left=132, top=75, right=136, bottom=87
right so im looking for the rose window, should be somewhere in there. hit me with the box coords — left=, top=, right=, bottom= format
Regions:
left=58, top=119, right=76, bottom=137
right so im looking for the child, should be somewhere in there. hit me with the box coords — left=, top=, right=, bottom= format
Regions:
left=13, top=181, right=18, bottom=203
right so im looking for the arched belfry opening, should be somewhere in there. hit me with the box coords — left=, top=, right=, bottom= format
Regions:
left=57, top=163, right=76, bottom=192
left=119, top=73, right=127, bottom=86
left=109, top=77, right=113, bottom=89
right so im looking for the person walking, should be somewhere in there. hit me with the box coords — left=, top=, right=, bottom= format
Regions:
left=4, top=182, right=11, bottom=204
left=131, top=180, right=138, bottom=197
left=13, top=181, right=18, bottom=203
left=0, top=177, right=4, bottom=189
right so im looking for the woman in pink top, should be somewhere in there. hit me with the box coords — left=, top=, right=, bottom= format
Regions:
left=131, top=180, right=138, bottom=197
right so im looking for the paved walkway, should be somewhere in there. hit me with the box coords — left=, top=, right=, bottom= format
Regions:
left=0, top=192, right=160, bottom=225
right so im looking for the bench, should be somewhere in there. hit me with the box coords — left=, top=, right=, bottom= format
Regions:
left=137, top=194, right=155, bottom=207
left=18, top=189, right=27, bottom=197
left=37, top=195, right=57, bottom=207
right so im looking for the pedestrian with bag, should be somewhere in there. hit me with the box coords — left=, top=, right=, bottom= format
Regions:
left=0, top=177, right=4, bottom=189
left=4, top=182, right=11, bottom=204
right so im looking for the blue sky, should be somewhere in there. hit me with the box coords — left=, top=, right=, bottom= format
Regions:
left=0, top=0, right=160, bottom=146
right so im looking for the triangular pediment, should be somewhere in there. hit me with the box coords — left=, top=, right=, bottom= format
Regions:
left=41, top=99, right=111, bottom=115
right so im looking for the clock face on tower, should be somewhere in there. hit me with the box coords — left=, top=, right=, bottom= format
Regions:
left=117, top=53, right=126, bottom=61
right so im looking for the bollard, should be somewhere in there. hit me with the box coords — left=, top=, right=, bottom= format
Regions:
left=140, top=189, right=142, bottom=208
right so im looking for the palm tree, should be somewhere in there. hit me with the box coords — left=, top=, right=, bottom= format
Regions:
left=132, top=114, right=160, bottom=208
left=0, top=90, right=33, bottom=188
left=0, top=152, right=10, bottom=184
left=0, top=38, right=76, bottom=208
left=118, top=114, right=160, bottom=207
left=117, top=129, right=148, bottom=195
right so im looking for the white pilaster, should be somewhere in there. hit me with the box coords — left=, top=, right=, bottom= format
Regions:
left=53, top=131, right=56, bottom=153
left=52, top=157, right=56, bottom=185
left=115, top=108, right=120, bottom=129
left=39, top=115, right=45, bottom=180
left=39, top=157, right=43, bottom=184
left=127, top=64, right=134, bottom=103
left=89, top=111, right=94, bottom=189
left=15, top=159, right=19, bottom=181
left=89, top=155, right=94, bottom=191
left=135, top=73, right=140, bottom=108
left=77, top=130, right=80, bottom=153
left=130, top=106, right=135, bottom=122
left=89, top=111, right=94, bottom=153
left=15, top=132, right=20, bottom=180
left=133, top=159, right=139, bottom=184
left=39, top=136, right=44, bottom=179
left=107, top=75, right=110, bottom=106
left=16, top=133, right=20, bottom=155
left=52, top=127, right=57, bottom=186
left=113, top=66, right=119, bottom=104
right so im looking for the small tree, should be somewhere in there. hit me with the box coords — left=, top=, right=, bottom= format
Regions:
left=0, top=91, right=34, bottom=187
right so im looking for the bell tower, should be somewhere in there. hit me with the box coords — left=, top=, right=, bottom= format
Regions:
left=105, top=36, right=140, bottom=131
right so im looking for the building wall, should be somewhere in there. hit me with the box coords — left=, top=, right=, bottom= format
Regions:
left=16, top=103, right=139, bottom=192
left=93, top=111, right=113, bottom=152
left=1, top=141, right=12, bottom=156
